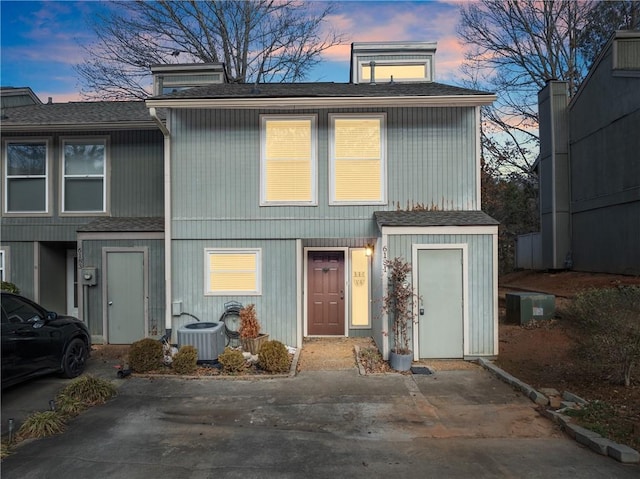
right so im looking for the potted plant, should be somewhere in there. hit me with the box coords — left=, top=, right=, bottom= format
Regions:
left=239, top=304, right=269, bottom=354
left=382, top=257, right=420, bottom=371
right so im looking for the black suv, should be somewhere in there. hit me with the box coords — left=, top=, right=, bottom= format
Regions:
left=1, top=291, right=91, bottom=389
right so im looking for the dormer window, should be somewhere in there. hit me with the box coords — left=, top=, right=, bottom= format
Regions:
left=360, top=60, right=432, bottom=83
left=151, top=63, right=227, bottom=96
left=350, top=41, right=437, bottom=84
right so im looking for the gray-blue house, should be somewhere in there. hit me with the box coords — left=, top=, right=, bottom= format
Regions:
left=2, top=42, right=499, bottom=359
left=146, top=42, right=499, bottom=359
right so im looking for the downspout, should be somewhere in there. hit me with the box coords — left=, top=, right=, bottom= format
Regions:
left=149, top=107, right=172, bottom=338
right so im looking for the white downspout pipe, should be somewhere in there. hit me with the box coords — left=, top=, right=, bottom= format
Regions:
left=149, top=107, right=172, bottom=337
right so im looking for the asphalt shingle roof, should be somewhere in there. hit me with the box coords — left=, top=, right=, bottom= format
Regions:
left=374, top=210, right=499, bottom=227
left=1, top=101, right=164, bottom=127
left=78, top=217, right=164, bottom=233
left=154, top=81, right=492, bottom=100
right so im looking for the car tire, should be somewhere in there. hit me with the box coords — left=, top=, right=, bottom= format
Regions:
left=62, top=338, right=88, bottom=378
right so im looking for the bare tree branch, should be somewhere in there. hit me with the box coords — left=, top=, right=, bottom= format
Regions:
left=75, top=0, right=345, bottom=99
left=458, top=0, right=595, bottom=179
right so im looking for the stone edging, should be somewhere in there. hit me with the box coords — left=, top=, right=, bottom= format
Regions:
left=476, top=358, right=639, bottom=464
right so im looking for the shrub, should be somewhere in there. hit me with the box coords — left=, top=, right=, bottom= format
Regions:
left=239, top=304, right=261, bottom=339
left=57, top=375, right=117, bottom=408
left=55, top=393, right=87, bottom=418
left=1, top=440, right=12, bottom=458
left=17, top=411, right=66, bottom=440
left=172, top=345, right=198, bottom=374
left=218, top=347, right=247, bottom=373
left=258, top=340, right=290, bottom=373
left=1, top=281, right=19, bottom=293
left=128, top=337, right=164, bottom=372
left=564, top=286, right=640, bottom=387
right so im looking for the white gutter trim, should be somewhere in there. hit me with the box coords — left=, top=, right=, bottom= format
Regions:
left=149, top=108, right=170, bottom=136
left=0, top=122, right=159, bottom=132
left=149, top=107, right=173, bottom=334
left=145, top=94, right=497, bottom=110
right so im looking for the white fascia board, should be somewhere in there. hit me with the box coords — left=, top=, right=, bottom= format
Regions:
left=381, top=225, right=498, bottom=236
left=0, top=122, right=159, bottom=132
left=145, top=95, right=496, bottom=110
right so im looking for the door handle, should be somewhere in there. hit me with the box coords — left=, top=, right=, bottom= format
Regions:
left=108, top=301, right=113, bottom=306
left=340, top=290, right=344, bottom=300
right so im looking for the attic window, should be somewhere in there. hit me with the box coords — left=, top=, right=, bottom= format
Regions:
left=160, top=73, right=222, bottom=94
left=361, top=60, right=432, bottom=83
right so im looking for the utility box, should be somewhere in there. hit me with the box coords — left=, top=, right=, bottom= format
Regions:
left=505, top=292, right=556, bottom=325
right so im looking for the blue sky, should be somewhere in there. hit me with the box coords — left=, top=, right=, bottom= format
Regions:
left=1, top=0, right=465, bottom=102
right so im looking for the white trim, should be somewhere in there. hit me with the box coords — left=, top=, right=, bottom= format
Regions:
left=329, top=113, right=387, bottom=205
left=303, top=247, right=349, bottom=337
left=0, top=122, right=159, bottom=133
left=33, top=242, right=40, bottom=302
left=259, top=114, right=318, bottom=206
left=2, top=138, right=52, bottom=215
left=381, top=225, right=498, bottom=236
left=204, top=248, right=262, bottom=296
left=412, top=243, right=469, bottom=360
left=77, top=232, right=164, bottom=241
left=60, top=136, right=109, bottom=215
left=380, top=234, right=390, bottom=359
left=146, top=95, right=497, bottom=110
left=492, top=229, right=499, bottom=355
left=66, top=249, right=79, bottom=317
left=0, top=246, right=9, bottom=282
left=475, top=106, right=482, bottom=209
left=296, top=239, right=303, bottom=348
left=150, top=110, right=173, bottom=333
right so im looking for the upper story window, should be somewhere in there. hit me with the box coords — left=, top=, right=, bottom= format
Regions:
left=62, top=138, right=107, bottom=213
left=329, top=114, right=386, bottom=205
left=205, top=248, right=261, bottom=296
left=3, top=139, right=49, bottom=214
left=260, top=115, right=317, bottom=205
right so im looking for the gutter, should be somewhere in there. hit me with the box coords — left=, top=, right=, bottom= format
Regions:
left=146, top=94, right=497, bottom=110
left=149, top=107, right=172, bottom=336
left=0, top=122, right=160, bottom=133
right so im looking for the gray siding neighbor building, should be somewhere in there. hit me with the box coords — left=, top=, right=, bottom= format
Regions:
left=532, top=31, right=640, bottom=275
left=1, top=101, right=166, bottom=343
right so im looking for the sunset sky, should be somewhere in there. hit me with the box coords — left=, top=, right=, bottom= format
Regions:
left=1, top=0, right=466, bottom=103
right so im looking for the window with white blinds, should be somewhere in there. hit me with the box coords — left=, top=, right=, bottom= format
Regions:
left=330, top=114, right=386, bottom=204
left=261, top=116, right=316, bottom=205
left=205, top=249, right=261, bottom=295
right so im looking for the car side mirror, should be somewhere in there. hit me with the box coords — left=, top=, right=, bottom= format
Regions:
left=46, top=312, right=58, bottom=320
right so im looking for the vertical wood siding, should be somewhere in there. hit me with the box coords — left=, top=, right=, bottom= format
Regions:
left=386, top=233, right=496, bottom=356
left=172, top=239, right=298, bottom=347
left=1, top=241, right=35, bottom=298
left=170, top=107, right=478, bottom=240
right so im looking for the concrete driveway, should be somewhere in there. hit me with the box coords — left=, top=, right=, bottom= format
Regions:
left=2, top=364, right=638, bottom=478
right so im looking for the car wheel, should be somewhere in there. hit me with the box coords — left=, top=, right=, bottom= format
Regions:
left=62, top=338, right=88, bottom=378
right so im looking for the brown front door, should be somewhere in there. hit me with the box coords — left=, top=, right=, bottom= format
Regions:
left=307, top=251, right=345, bottom=335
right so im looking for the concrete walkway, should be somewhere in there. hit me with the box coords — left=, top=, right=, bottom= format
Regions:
left=2, top=366, right=638, bottom=478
